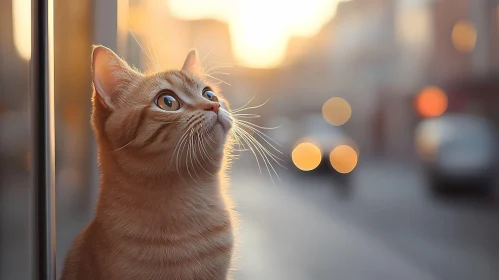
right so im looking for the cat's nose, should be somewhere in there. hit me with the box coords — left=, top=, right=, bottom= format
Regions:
left=204, top=102, right=220, bottom=114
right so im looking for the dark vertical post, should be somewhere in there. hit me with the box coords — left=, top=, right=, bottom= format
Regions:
left=30, top=0, right=56, bottom=279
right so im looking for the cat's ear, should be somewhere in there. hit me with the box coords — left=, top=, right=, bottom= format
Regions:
left=181, top=49, right=202, bottom=75
left=91, top=45, right=142, bottom=108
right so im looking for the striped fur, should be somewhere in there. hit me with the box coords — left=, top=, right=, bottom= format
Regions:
left=61, top=47, right=236, bottom=280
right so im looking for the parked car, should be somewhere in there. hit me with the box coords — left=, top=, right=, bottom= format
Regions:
left=415, top=114, right=498, bottom=194
left=267, top=114, right=358, bottom=185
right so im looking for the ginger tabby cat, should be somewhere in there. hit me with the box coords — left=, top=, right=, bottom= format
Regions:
left=61, top=46, right=235, bottom=280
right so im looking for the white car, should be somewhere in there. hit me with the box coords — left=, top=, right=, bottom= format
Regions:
left=415, top=114, right=498, bottom=194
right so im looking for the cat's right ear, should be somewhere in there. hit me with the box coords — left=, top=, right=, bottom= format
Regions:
left=91, top=45, right=142, bottom=109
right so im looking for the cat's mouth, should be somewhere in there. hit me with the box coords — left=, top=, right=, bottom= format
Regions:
left=208, top=114, right=231, bottom=133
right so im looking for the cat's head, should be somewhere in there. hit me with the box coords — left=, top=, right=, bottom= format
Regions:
left=91, top=46, right=233, bottom=180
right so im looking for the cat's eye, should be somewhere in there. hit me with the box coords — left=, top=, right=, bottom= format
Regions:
left=202, top=88, right=219, bottom=102
left=156, top=92, right=180, bottom=111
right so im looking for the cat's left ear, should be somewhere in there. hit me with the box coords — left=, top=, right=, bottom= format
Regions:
left=92, top=45, right=142, bottom=109
left=181, top=49, right=202, bottom=75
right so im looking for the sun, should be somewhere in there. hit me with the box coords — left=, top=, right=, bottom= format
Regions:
left=167, top=0, right=344, bottom=68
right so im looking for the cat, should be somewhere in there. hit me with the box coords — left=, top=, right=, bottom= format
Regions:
left=60, top=45, right=236, bottom=280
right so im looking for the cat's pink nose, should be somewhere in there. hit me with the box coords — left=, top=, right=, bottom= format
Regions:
left=205, top=102, right=220, bottom=114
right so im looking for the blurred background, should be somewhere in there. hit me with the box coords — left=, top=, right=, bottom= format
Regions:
left=2, top=0, right=499, bottom=279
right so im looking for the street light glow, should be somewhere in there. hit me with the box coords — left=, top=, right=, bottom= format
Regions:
left=13, top=0, right=31, bottom=60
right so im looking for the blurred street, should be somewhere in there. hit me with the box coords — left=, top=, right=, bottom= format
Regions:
left=230, top=157, right=499, bottom=280
left=3, top=156, right=499, bottom=280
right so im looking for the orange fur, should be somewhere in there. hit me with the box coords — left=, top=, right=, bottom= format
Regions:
left=61, top=47, right=235, bottom=280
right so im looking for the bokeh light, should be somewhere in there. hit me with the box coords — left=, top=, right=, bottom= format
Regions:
left=13, top=0, right=31, bottom=60
left=451, top=20, right=477, bottom=53
left=292, top=142, right=322, bottom=171
left=329, top=145, right=358, bottom=174
left=415, top=86, right=448, bottom=118
left=322, top=97, right=352, bottom=126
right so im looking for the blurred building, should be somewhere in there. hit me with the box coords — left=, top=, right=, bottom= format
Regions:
left=268, top=0, right=499, bottom=160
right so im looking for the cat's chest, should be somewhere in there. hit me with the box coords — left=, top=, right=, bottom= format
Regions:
left=100, top=213, right=234, bottom=279
left=103, top=204, right=233, bottom=254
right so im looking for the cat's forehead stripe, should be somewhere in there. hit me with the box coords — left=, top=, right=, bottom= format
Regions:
left=151, top=74, right=185, bottom=93
left=147, top=71, right=203, bottom=100
left=177, top=71, right=197, bottom=88
left=165, top=71, right=202, bottom=90
left=174, top=71, right=200, bottom=94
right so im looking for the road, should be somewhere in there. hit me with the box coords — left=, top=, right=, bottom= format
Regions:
left=230, top=158, right=499, bottom=280
left=2, top=158, right=499, bottom=279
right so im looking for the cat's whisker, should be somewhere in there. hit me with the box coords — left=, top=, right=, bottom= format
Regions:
left=200, top=49, right=213, bottom=67
left=196, top=127, right=217, bottom=169
left=199, top=139, right=216, bottom=166
left=235, top=127, right=278, bottom=185
left=129, top=30, right=160, bottom=71
left=232, top=113, right=261, bottom=119
left=235, top=121, right=283, bottom=152
left=186, top=134, right=195, bottom=181
left=239, top=127, right=282, bottom=178
left=232, top=128, right=262, bottom=174
left=232, top=98, right=271, bottom=113
left=231, top=97, right=255, bottom=113
left=147, top=43, right=156, bottom=70
left=230, top=131, right=245, bottom=151
left=187, top=131, right=212, bottom=184
left=111, top=139, right=135, bottom=152
left=170, top=127, right=189, bottom=165
left=237, top=119, right=280, bottom=130
left=150, top=39, right=162, bottom=70
left=172, top=128, right=192, bottom=173
left=199, top=130, right=217, bottom=165
left=231, top=135, right=249, bottom=152
left=202, top=73, right=231, bottom=86
left=203, top=63, right=234, bottom=76
left=179, top=130, right=193, bottom=175
left=171, top=135, right=184, bottom=171
left=236, top=125, right=284, bottom=168
left=185, top=131, right=198, bottom=182
left=234, top=116, right=260, bottom=119
left=207, top=72, right=230, bottom=76
left=233, top=113, right=260, bottom=117
left=186, top=132, right=201, bottom=183
left=204, top=62, right=235, bottom=69
left=203, top=66, right=234, bottom=77
left=204, top=129, right=217, bottom=146
left=231, top=113, right=286, bottom=183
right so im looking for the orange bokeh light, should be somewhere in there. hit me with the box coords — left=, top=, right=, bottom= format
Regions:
left=415, top=86, right=448, bottom=118
left=292, top=142, right=322, bottom=171
left=329, top=145, right=358, bottom=174
left=451, top=20, right=477, bottom=53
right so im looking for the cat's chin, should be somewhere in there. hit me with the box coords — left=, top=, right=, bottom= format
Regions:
left=207, top=113, right=231, bottom=136
left=211, top=121, right=229, bottom=143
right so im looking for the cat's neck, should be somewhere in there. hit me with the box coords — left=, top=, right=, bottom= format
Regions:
left=95, top=160, right=223, bottom=215
left=92, top=165, right=230, bottom=243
